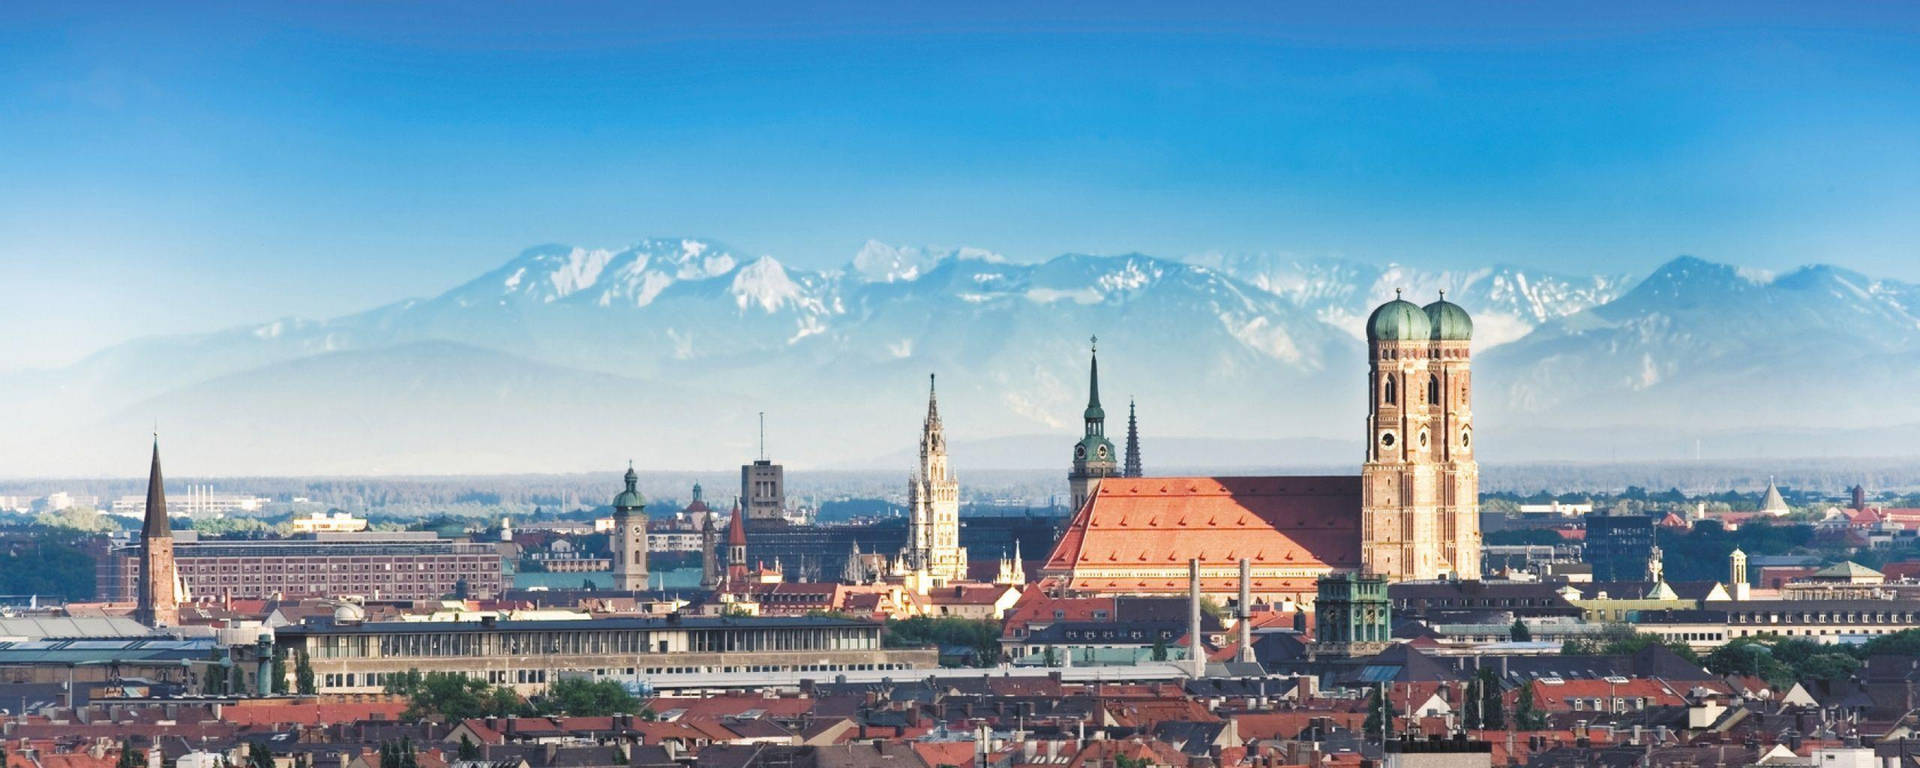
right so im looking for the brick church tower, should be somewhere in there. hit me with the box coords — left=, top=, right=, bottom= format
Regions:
left=137, top=437, right=180, bottom=628
left=1360, top=292, right=1480, bottom=581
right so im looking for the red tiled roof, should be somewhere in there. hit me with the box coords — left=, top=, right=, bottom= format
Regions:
left=1042, top=476, right=1359, bottom=596
left=222, top=700, right=409, bottom=726
left=912, top=741, right=979, bottom=768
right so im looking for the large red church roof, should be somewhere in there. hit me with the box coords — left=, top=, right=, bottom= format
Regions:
left=1042, top=476, right=1361, bottom=593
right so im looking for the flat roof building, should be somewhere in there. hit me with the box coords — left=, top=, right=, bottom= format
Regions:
left=264, top=614, right=934, bottom=695
left=98, top=531, right=504, bottom=603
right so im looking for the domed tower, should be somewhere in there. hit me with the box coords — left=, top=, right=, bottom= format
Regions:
left=1068, top=337, right=1118, bottom=513
left=1423, top=293, right=1480, bottom=579
left=610, top=463, right=649, bottom=591
left=1360, top=291, right=1464, bottom=582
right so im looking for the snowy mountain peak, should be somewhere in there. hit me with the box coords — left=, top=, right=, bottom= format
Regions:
left=848, top=240, right=1004, bottom=283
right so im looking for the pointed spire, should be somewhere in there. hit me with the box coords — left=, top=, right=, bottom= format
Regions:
left=1761, top=476, right=1789, bottom=514
left=1124, top=399, right=1143, bottom=478
left=924, top=372, right=943, bottom=431
left=728, top=497, right=748, bottom=547
left=143, top=436, right=170, bottom=540
left=1083, top=336, right=1105, bottom=428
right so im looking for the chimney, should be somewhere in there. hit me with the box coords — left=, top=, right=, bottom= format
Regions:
left=1189, top=558, right=1206, bottom=679
left=1237, top=559, right=1254, bottom=664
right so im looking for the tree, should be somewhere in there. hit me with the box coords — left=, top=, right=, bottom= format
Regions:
left=883, top=616, right=1000, bottom=667
left=1042, top=647, right=1057, bottom=667
left=1861, top=629, right=1920, bottom=658
left=1151, top=637, right=1168, bottom=662
left=1363, top=684, right=1396, bottom=741
left=116, top=738, right=143, bottom=768
left=385, top=669, right=527, bottom=721
left=268, top=648, right=287, bottom=695
left=1513, top=683, right=1548, bottom=731
left=536, top=678, right=640, bottom=717
left=247, top=743, right=275, bottom=768
left=295, top=651, right=316, bottom=695
left=1509, top=619, right=1531, bottom=642
left=457, top=736, right=480, bottom=761
left=1704, top=639, right=1791, bottom=683
left=1476, top=668, right=1506, bottom=731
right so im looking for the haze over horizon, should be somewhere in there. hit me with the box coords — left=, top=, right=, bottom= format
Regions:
left=5, top=3, right=1919, bottom=367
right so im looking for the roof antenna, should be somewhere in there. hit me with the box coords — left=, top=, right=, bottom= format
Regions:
left=758, top=412, right=766, bottom=461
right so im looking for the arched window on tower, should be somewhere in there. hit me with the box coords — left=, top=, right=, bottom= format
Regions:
left=1428, top=375, right=1440, bottom=406
left=1382, top=376, right=1396, bottom=406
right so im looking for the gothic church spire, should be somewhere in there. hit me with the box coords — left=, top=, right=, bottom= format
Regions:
left=1124, top=399, right=1142, bottom=477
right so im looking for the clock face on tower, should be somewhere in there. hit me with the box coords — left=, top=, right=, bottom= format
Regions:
left=1097, top=445, right=1109, bottom=459
left=1075, top=445, right=1086, bottom=460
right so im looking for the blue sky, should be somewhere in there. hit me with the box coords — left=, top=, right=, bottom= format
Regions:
left=3, top=2, right=1918, bottom=367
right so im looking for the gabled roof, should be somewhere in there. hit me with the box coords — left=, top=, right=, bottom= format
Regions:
left=1810, top=561, right=1882, bottom=580
left=1042, top=475, right=1360, bottom=592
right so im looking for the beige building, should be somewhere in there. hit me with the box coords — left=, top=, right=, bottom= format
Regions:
left=899, top=375, right=967, bottom=588
left=270, top=614, right=932, bottom=695
left=1360, top=292, right=1481, bottom=581
left=290, top=511, right=368, bottom=533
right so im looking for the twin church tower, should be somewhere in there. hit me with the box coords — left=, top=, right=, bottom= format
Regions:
left=1359, top=292, right=1480, bottom=581
left=1064, top=294, right=1481, bottom=584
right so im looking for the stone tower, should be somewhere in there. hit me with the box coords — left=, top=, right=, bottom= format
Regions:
left=610, top=464, right=649, bottom=592
left=1068, top=337, right=1118, bottom=513
left=903, top=374, right=967, bottom=585
left=699, top=502, right=720, bottom=590
left=1360, top=291, right=1480, bottom=582
left=1123, top=399, right=1143, bottom=478
left=1309, top=572, right=1390, bottom=658
left=137, top=437, right=179, bottom=628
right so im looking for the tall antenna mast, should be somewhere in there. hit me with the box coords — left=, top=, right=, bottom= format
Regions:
left=758, top=411, right=766, bottom=461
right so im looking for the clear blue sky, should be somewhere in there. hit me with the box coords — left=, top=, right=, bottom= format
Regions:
left=3, top=2, right=1918, bottom=367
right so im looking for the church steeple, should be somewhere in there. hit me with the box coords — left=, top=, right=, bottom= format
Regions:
left=903, top=373, right=965, bottom=585
left=1124, top=399, right=1142, bottom=478
left=142, top=437, right=171, bottom=540
left=921, top=373, right=946, bottom=459
left=1068, top=337, right=1118, bottom=513
left=1083, top=336, right=1105, bottom=433
left=137, top=435, right=179, bottom=628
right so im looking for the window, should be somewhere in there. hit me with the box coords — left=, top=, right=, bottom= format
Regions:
left=1428, top=375, right=1440, bottom=405
left=1382, top=376, right=1397, bottom=405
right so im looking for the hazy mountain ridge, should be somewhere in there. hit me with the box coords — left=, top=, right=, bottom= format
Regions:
left=6, top=242, right=1914, bottom=476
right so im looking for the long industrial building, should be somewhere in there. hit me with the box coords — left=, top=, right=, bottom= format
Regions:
left=97, top=531, right=505, bottom=602
left=264, top=614, right=934, bottom=694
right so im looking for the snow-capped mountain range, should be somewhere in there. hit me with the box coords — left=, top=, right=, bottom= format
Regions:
left=9, top=239, right=1919, bottom=476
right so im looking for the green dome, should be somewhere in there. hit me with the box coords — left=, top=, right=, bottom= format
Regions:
left=1366, top=298, right=1431, bottom=342
left=1423, top=298, right=1473, bottom=342
left=612, top=465, right=646, bottom=510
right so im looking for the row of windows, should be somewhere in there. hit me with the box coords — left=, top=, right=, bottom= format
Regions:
left=305, top=626, right=882, bottom=660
